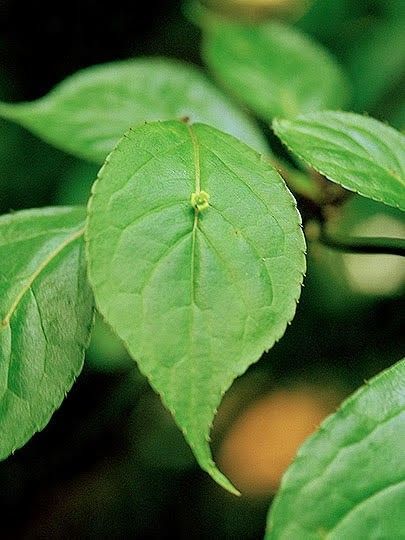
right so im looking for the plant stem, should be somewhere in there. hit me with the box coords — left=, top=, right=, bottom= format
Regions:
left=319, top=229, right=405, bottom=256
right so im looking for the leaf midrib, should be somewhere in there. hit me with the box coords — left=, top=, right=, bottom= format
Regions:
left=1, top=226, right=85, bottom=329
left=187, top=123, right=200, bottom=440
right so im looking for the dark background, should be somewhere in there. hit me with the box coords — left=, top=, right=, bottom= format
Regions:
left=0, top=1, right=404, bottom=538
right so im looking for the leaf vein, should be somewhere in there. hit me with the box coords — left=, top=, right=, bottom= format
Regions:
left=1, top=226, right=84, bottom=329
left=209, top=203, right=274, bottom=302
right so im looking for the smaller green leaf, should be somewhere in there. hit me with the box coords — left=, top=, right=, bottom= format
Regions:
left=266, top=358, right=405, bottom=539
left=274, top=111, right=405, bottom=210
left=0, top=58, right=268, bottom=162
left=0, top=207, right=94, bottom=459
left=202, top=20, right=350, bottom=121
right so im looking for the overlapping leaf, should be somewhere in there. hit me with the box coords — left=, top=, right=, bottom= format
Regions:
left=274, top=111, right=405, bottom=210
left=0, top=58, right=268, bottom=162
left=266, top=358, right=405, bottom=539
left=86, top=121, right=306, bottom=492
left=0, top=207, right=93, bottom=458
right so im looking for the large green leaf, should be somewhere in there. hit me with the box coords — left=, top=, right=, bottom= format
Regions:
left=202, top=20, right=349, bottom=121
left=266, top=358, right=405, bottom=539
left=0, top=58, right=268, bottom=162
left=86, top=120, right=306, bottom=493
left=273, top=111, right=405, bottom=211
left=0, top=207, right=93, bottom=459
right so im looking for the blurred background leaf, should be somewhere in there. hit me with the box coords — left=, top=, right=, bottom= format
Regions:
left=201, top=19, right=350, bottom=120
left=0, top=58, right=269, bottom=161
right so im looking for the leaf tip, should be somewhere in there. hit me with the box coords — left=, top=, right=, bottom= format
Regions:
left=207, top=465, right=241, bottom=496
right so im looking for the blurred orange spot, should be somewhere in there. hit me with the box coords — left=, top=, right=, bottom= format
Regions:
left=218, top=387, right=341, bottom=497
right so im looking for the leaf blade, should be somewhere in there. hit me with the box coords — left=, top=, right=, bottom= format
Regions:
left=86, top=121, right=306, bottom=492
left=0, top=58, right=269, bottom=162
left=202, top=20, right=350, bottom=121
left=0, top=207, right=94, bottom=459
left=273, top=111, right=405, bottom=210
left=266, top=358, right=405, bottom=539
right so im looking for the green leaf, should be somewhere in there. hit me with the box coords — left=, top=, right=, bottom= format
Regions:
left=273, top=111, right=405, bottom=211
left=266, top=358, right=405, bottom=539
left=0, top=58, right=269, bottom=162
left=86, top=120, right=306, bottom=493
left=0, top=207, right=93, bottom=459
left=202, top=20, right=350, bottom=121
